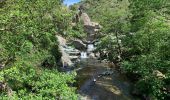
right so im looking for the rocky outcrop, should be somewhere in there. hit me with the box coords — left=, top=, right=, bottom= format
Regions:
left=57, top=36, right=81, bottom=67
left=81, top=12, right=102, bottom=42
left=57, top=36, right=73, bottom=67
left=72, top=7, right=102, bottom=44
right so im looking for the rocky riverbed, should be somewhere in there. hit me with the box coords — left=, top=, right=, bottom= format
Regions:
left=75, top=59, right=136, bottom=100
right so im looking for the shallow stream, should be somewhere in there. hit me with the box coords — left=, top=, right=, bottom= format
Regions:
left=75, top=59, right=135, bottom=100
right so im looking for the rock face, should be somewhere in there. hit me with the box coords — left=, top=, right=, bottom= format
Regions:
left=57, top=36, right=81, bottom=67
left=57, top=36, right=73, bottom=67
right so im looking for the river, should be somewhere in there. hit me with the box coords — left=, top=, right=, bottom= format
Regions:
left=75, top=58, right=136, bottom=100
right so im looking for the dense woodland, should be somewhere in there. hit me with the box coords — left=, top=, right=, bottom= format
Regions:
left=0, top=0, right=170, bottom=100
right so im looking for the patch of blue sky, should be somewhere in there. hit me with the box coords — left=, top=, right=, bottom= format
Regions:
left=64, top=0, right=80, bottom=6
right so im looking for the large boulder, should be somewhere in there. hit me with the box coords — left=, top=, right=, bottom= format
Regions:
left=71, top=39, right=87, bottom=50
left=81, top=13, right=91, bottom=25
left=86, top=33, right=96, bottom=41
left=84, top=22, right=101, bottom=34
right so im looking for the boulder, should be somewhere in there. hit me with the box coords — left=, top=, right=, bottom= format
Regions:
left=153, top=70, right=166, bottom=79
left=81, top=13, right=91, bottom=25
left=87, top=33, right=96, bottom=41
left=89, top=53, right=95, bottom=59
left=94, top=52, right=100, bottom=58
left=71, top=39, right=87, bottom=50
left=84, top=22, right=101, bottom=34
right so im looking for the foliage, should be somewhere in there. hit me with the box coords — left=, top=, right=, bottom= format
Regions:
left=0, top=56, right=77, bottom=99
left=122, top=0, right=170, bottom=99
left=82, top=0, right=170, bottom=99
left=66, top=22, right=86, bottom=39
left=0, top=0, right=77, bottom=99
left=81, top=0, right=131, bottom=62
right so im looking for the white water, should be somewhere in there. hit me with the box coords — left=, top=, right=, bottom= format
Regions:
left=80, top=52, right=88, bottom=59
left=87, top=44, right=94, bottom=52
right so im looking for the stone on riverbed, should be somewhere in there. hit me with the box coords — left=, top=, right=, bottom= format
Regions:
left=98, top=71, right=114, bottom=77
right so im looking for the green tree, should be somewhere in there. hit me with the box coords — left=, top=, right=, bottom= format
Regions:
left=0, top=0, right=77, bottom=99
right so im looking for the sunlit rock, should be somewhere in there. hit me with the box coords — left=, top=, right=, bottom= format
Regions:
left=71, top=39, right=87, bottom=50
left=153, top=70, right=166, bottom=79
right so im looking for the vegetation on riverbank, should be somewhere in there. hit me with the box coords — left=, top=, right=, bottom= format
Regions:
left=80, top=0, right=170, bottom=99
left=0, top=0, right=77, bottom=99
left=1, top=0, right=170, bottom=99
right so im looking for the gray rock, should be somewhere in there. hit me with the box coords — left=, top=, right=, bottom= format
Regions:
left=71, top=39, right=87, bottom=50
left=89, top=53, right=95, bottom=59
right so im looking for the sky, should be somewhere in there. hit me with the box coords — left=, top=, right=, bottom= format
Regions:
left=64, top=0, right=80, bottom=6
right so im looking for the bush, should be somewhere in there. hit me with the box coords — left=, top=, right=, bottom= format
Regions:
left=0, top=60, right=77, bottom=100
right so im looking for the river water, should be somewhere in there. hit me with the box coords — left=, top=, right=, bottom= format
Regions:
left=75, top=59, right=135, bottom=100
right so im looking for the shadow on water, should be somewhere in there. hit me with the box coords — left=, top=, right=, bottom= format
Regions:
left=75, top=59, right=137, bottom=100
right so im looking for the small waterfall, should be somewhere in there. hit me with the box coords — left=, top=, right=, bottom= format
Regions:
left=87, top=44, right=94, bottom=52
left=80, top=52, right=87, bottom=59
